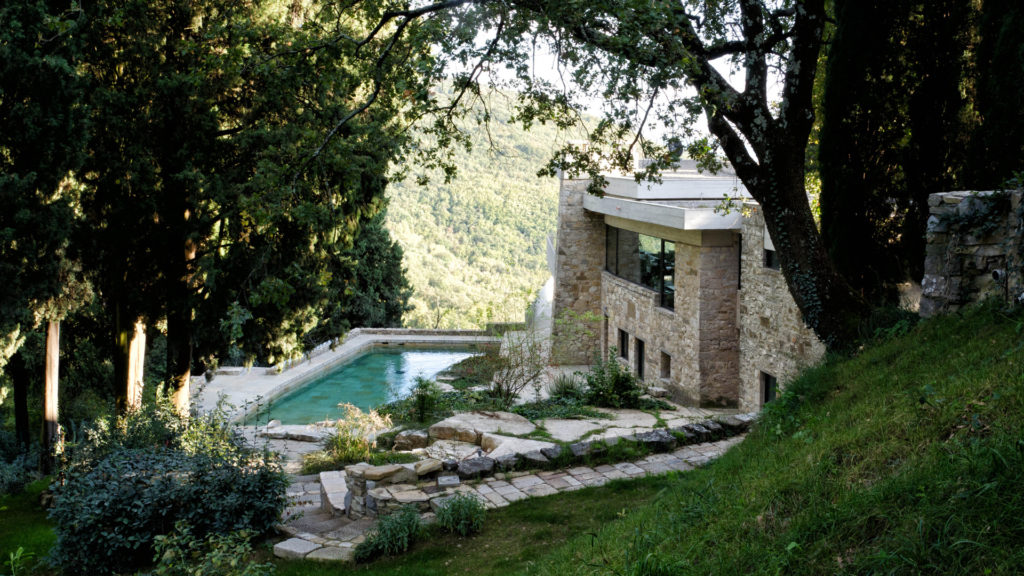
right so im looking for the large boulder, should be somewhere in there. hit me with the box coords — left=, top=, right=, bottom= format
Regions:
left=457, top=457, right=496, bottom=480
left=429, top=411, right=536, bottom=444
left=393, top=429, right=429, bottom=451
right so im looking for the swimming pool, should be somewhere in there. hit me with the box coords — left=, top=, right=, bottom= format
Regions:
left=244, top=346, right=480, bottom=425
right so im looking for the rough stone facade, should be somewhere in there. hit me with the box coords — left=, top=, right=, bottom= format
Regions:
left=920, top=190, right=1024, bottom=317
left=552, top=177, right=825, bottom=412
left=600, top=231, right=739, bottom=407
left=551, top=177, right=605, bottom=364
left=737, top=205, right=826, bottom=411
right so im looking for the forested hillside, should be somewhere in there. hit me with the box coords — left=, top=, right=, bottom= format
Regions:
left=386, top=96, right=570, bottom=329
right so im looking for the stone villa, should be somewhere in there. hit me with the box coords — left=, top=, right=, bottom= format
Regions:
left=551, top=161, right=825, bottom=412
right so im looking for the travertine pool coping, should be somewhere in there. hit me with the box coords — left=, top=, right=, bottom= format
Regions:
left=194, top=328, right=501, bottom=422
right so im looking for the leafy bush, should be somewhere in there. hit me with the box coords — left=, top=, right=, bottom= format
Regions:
left=436, top=493, right=486, bottom=537
left=584, top=350, right=643, bottom=409
left=49, top=401, right=287, bottom=576
left=353, top=505, right=422, bottom=562
left=0, top=453, right=36, bottom=496
left=151, top=521, right=274, bottom=576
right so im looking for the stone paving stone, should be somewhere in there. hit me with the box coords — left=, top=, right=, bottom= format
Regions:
left=672, top=448, right=701, bottom=460
left=500, top=488, right=528, bottom=502
left=476, top=484, right=494, bottom=495
left=567, top=466, right=596, bottom=476
left=600, top=469, right=629, bottom=480
left=669, top=461, right=695, bottom=472
left=494, top=484, right=522, bottom=496
left=537, top=470, right=563, bottom=479
left=643, top=453, right=683, bottom=464
left=563, top=484, right=585, bottom=492
left=488, top=480, right=510, bottom=489
left=594, top=464, right=616, bottom=473
left=524, top=483, right=559, bottom=497
left=544, top=476, right=573, bottom=490
left=324, top=518, right=375, bottom=542
left=580, top=475, right=608, bottom=487
left=562, top=475, right=583, bottom=487
left=636, top=462, right=674, bottom=475
left=307, top=544, right=353, bottom=562
left=613, top=462, right=646, bottom=476
left=482, top=491, right=510, bottom=507
left=437, top=475, right=460, bottom=488
left=510, top=475, right=544, bottom=489
left=273, top=538, right=320, bottom=559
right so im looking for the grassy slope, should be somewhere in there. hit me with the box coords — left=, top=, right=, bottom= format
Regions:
left=529, top=303, right=1024, bottom=575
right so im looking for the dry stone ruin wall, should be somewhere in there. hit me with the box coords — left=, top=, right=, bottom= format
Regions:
left=920, top=190, right=1024, bottom=316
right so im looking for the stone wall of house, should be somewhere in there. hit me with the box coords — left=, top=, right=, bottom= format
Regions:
left=602, top=232, right=740, bottom=407
left=551, top=177, right=605, bottom=364
left=698, top=235, right=741, bottom=407
left=920, top=190, right=1024, bottom=317
left=738, top=205, right=826, bottom=411
left=602, top=240, right=702, bottom=404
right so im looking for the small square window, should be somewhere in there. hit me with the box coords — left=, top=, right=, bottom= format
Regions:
left=618, top=329, right=629, bottom=360
left=763, top=248, right=780, bottom=270
left=761, top=372, right=778, bottom=404
left=660, top=352, right=671, bottom=380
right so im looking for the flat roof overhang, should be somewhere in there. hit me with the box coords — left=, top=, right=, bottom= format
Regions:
left=582, top=193, right=744, bottom=232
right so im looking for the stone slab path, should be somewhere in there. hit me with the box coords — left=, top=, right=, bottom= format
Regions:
left=273, top=433, right=745, bottom=563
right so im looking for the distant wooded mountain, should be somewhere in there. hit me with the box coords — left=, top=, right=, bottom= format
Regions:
left=386, top=94, right=573, bottom=329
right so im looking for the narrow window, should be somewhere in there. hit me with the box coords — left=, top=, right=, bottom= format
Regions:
left=761, top=372, right=778, bottom=405
left=737, top=234, right=743, bottom=289
left=763, top=248, right=780, bottom=271
left=618, top=329, right=629, bottom=360
left=660, top=352, right=671, bottom=380
left=602, top=315, right=609, bottom=359
left=660, top=240, right=675, bottom=310
left=605, top=225, right=618, bottom=274
left=635, top=338, right=645, bottom=379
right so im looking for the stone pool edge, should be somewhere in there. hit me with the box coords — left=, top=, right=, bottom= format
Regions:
left=194, top=328, right=503, bottom=423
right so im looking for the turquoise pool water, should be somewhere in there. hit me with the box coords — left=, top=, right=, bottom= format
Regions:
left=246, top=347, right=479, bottom=425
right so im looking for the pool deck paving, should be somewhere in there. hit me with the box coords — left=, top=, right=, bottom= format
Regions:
left=273, top=433, right=746, bottom=563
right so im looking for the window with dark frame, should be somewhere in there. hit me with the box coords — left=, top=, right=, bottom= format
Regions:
left=761, top=371, right=778, bottom=404
left=604, top=225, right=675, bottom=310
left=618, top=329, right=629, bottom=360
left=635, top=338, right=645, bottom=379
left=737, top=234, right=743, bottom=289
left=660, top=352, right=671, bottom=380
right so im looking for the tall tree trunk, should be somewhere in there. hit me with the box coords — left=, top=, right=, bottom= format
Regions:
left=8, top=350, right=30, bottom=450
left=166, top=224, right=197, bottom=415
left=113, top=302, right=146, bottom=412
left=758, top=150, right=867, bottom=349
left=127, top=320, right=146, bottom=409
left=41, top=320, right=59, bottom=474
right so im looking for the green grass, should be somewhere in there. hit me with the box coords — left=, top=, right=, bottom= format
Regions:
left=527, top=302, right=1024, bottom=575
left=0, top=478, right=56, bottom=575
left=270, top=474, right=679, bottom=576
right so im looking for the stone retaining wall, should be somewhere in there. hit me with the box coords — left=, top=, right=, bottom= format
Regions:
left=920, top=190, right=1024, bottom=317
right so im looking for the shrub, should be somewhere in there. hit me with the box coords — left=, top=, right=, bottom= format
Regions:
left=301, top=404, right=393, bottom=473
left=151, top=521, right=274, bottom=576
left=490, top=331, right=546, bottom=408
left=0, top=453, right=36, bottom=496
left=353, top=505, right=422, bottom=562
left=548, top=372, right=589, bottom=401
left=585, top=350, right=643, bottom=409
left=436, top=493, right=486, bottom=537
left=412, top=377, right=441, bottom=423
left=49, top=401, right=288, bottom=576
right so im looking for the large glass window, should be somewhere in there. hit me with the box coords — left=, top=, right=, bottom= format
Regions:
left=604, top=225, right=676, bottom=310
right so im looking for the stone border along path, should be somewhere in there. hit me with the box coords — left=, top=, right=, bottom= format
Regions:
left=273, top=431, right=748, bottom=563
